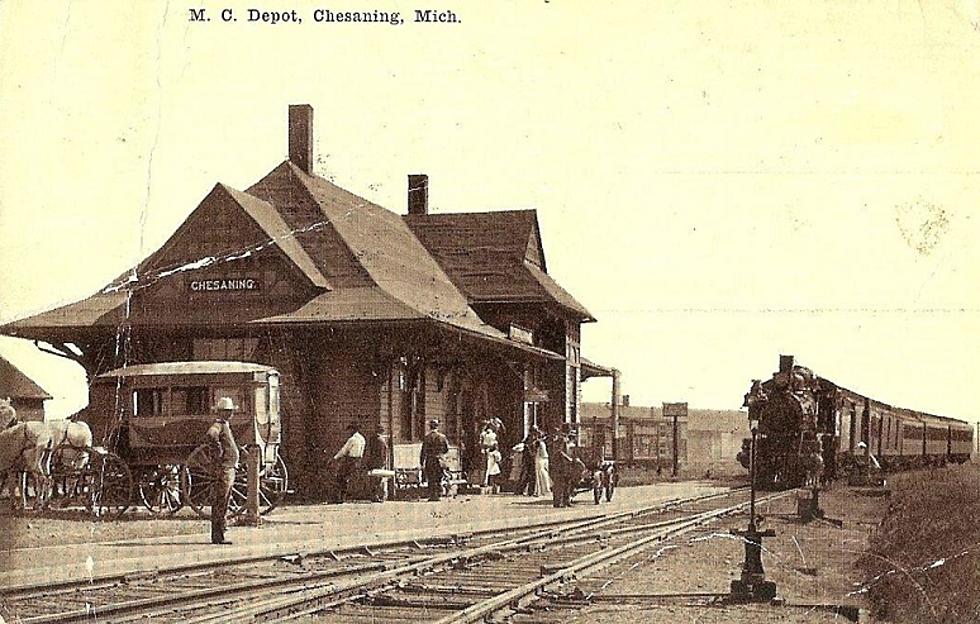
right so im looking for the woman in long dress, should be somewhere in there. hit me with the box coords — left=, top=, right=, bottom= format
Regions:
left=533, top=431, right=552, bottom=497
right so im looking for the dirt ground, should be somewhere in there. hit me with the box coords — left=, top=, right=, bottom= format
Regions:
left=564, top=485, right=887, bottom=624
left=0, top=507, right=210, bottom=550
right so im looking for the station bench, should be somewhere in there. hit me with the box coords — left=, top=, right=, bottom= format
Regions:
left=393, top=468, right=469, bottom=499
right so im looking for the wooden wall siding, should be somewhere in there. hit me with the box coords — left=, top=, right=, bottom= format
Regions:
left=310, top=348, right=383, bottom=457
left=133, top=187, right=317, bottom=318
left=379, top=364, right=396, bottom=443
left=259, top=331, right=321, bottom=497
left=11, top=400, right=44, bottom=422
left=381, top=362, right=410, bottom=444
left=422, top=365, right=459, bottom=439
left=541, top=359, right=568, bottom=433
left=144, top=186, right=268, bottom=273
left=470, top=302, right=568, bottom=353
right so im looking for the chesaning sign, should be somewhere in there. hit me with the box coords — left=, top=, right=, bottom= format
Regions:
left=188, top=278, right=261, bottom=292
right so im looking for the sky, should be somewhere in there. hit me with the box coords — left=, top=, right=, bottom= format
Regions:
left=0, top=1, right=978, bottom=425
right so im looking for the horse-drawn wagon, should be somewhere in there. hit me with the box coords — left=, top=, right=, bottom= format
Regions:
left=93, top=361, right=289, bottom=519
left=8, top=361, right=289, bottom=520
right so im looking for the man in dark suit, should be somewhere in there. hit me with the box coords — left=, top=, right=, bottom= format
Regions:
left=420, top=419, right=449, bottom=501
left=363, top=424, right=390, bottom=502
left=549, top=423, right=578, bottom=507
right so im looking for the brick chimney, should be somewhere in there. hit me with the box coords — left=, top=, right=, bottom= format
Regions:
left=407, top=174, right=429, bottom=215
left=779, top=354, right=794, bottom=374
left=288, top=104, right=314, bottom=173
left=622, top=394, right=630, bottom=407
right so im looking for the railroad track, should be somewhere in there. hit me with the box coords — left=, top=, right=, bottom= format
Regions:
left=0, top=487, right=778, bottom=623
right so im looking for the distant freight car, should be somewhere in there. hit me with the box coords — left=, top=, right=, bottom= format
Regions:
left=740, top=355, right=973, bottom=488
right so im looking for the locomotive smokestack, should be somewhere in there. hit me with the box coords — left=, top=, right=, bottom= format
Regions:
left=779, top=354, right=794, bottom=374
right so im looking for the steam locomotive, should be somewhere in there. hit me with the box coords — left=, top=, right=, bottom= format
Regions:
left=740, top=355, right=974, bottom=488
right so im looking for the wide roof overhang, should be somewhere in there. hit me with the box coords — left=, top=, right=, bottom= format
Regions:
left=581, top=357, right=616, bottom=379
left=0, top=296, right=564, bottom=364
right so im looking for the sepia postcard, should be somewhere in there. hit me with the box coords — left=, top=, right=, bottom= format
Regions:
left=1, top=2, right=978, bottom=622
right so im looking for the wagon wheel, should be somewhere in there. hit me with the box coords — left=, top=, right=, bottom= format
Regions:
left=258, top=454, right=288, bottom=515
left=138, top=465, right=185, bottom=516
left=228, top=468, right=248, bottom=518
left=88, top=451, right=133, bottom=520
left=181, top=444, right=248, bottom=519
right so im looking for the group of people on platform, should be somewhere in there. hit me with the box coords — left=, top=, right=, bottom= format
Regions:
left=199, top=398, right=583, bottom=548
left=326, top=417, right=583, bottom=507
left=509, top=423, right=583, bottom=508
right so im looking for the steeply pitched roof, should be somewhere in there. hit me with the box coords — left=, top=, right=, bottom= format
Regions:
left=2, top=160, right=589, bottom=352
left=404, top=211, right=594, bottom=321
left=104, top=183, right=330, bottom=293
left=0, top=355, right=52, bottom=400
left=219, top=184, right=330, bottom=290
left=247, top=162, right=499, bottom=336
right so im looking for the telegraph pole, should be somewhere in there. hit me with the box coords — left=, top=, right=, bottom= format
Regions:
left=611, top=369, right=621, bottom=461
left=663, top=402, right=687, bottom=477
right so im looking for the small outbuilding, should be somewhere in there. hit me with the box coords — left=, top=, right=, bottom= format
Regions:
left=0, top=354, right=52, bottom=421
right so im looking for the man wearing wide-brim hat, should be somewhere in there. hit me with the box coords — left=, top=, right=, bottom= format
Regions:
left=206, top=397, right=240, bottom=545
left=420, top=419, right=449, bottom=501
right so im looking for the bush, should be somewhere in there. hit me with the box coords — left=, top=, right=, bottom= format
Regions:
left=858, top=464, right=980, bottom=623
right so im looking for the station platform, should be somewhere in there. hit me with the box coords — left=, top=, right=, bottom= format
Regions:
left=0, top=482, right=727, bottom=590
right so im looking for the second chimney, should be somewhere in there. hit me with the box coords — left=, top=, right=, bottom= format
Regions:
left=407, top=174, right=429, bottom=215
left=622, top=394, right=630, bottom=407
left=288, top=104, right=314, bottom=173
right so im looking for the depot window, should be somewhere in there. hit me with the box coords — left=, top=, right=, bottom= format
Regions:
left=192, top=337, right=258, bottom=361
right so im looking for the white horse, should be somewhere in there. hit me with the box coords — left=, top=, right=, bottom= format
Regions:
left=0, top=400, right=53, bottom=510
left=0, top=398, right=93, bottom=468
left=0, top=398, right=94, bottom=507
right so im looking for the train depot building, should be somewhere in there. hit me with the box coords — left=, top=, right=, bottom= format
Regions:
left=0, top=105, right=605, bottom=498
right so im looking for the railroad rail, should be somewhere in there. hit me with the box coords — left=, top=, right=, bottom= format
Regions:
left=0, top=487, right=780, bottom=623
